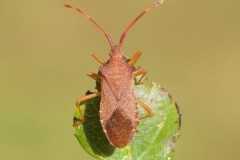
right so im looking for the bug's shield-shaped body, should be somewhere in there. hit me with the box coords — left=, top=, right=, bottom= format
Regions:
left=99, top=54, right=138, bottom=147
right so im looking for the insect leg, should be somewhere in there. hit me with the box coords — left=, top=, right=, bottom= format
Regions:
left=134, top=69, right=146, bottom=77
left=87, top=72, right=101, bottom=82
left=92, top=53, right=105, bottom=65
left=128, top=51, right=142, bottom=66
left=136, top=98, right=154, bottom=120
left=74, top=92, right=101, bottom=126
left=137, top=71, right=147, bottom=84
left=134, top=69, right=147, bottom=84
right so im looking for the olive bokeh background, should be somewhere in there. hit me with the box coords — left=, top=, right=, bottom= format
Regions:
left=1, top=0, right=240, bottom=160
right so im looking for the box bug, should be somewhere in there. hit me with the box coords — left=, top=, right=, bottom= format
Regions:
left=65, top=0, right=165, bottom=147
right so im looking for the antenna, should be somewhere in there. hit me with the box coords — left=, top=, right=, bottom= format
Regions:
left=64, top=4, right=114, bottom=51
left=119, top=0, right=165, bottom=48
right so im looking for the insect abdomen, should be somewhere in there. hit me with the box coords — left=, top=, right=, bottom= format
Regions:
left=105, top=107, right=138, bottom=147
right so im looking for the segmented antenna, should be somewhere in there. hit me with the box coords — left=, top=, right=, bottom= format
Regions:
left=119, top=0, right=165, bottom=48
left=64, top=4, right=114, bottom=51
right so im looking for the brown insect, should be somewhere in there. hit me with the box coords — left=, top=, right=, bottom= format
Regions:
left=65, top=0, right=165, bottom=147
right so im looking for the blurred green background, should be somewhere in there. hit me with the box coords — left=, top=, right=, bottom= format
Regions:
left=1, top=0, right=240, bottom=159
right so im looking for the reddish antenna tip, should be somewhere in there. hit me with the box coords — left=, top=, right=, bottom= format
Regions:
left=64, top=3, right=114, bottom=51
left=118, top=0, right=165, bottom=48
left=64, top=4, right=72, bottom=8
left=154, top=0, right=165, bottom=7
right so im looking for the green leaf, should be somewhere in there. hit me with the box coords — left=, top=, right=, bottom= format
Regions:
left=73, top=80, right=181, bottom=160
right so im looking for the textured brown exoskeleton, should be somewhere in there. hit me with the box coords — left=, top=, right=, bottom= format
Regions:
left=65, top=0, right=165, bottom=147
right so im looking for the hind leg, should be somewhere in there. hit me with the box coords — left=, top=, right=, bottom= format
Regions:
left=74, top=92, right=101, bottom=126
left=136, top=98, right=154, bottom=120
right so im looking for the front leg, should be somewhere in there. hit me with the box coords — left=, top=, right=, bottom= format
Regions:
left=128, top=51, right=142, bottom=66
